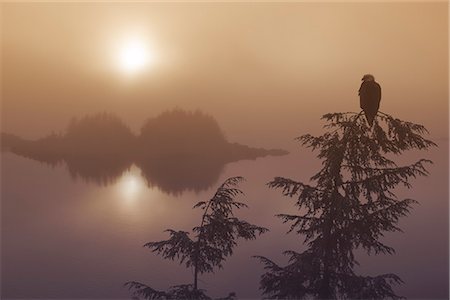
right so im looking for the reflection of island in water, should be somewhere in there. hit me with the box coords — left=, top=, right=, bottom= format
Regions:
left=2, top=110, right=287, bottom=195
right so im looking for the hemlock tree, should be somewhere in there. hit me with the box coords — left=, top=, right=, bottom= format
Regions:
left=126, top=176, right=268, bottom=299
left=255, top=112, right=435, bottom=299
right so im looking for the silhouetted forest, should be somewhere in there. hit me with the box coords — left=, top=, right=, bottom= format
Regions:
left=2, top=110, right=439, bottom=299
left=121, top=111, right=436, bottom=300
left=1, top=109, right=287, bottom=194
left=138, top=110, right=227, bottom=158
left=126, top=177, right=268, bottom=299
left=255, top=111, right=435, bottom=299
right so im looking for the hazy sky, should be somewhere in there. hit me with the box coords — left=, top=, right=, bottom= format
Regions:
left=1, top=3, right=448, bottom=299
left=1, top=2, right=448, bottom=150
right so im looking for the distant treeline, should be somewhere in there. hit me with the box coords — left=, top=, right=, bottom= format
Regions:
left=2, top=109, right=287, bottom=160
left=1, top=109, right=287, bottom=193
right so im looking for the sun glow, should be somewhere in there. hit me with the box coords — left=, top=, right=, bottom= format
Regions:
left=119, top=173, right=145, bottom=202
left=116, top=36, right=154, bottom=75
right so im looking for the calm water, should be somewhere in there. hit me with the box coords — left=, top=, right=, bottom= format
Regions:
left=1, top=145, right=448, bottom=299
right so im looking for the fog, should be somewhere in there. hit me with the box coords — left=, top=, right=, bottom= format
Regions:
left=1, top=2, right=448, bottom=299
left=2, top=3, right=447, bottom=149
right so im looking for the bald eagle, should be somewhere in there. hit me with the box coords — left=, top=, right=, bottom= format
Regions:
left=359, top=74, right=381, bottom=127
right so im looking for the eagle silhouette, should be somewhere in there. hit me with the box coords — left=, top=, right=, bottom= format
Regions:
left=359, top=74, right=381, bottom=127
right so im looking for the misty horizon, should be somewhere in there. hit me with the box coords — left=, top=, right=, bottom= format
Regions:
left=1, top=2, right=448, bottom=299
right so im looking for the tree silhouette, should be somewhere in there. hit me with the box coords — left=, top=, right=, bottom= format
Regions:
left=65, top=112, right=135, bottom=156
left=126, top=176, right=268, bottom=299
left=138, top=109, right=228, bottom=158
left=2, top=110, right=287, bottom=192
left=255, top=111, right=436, bottom=299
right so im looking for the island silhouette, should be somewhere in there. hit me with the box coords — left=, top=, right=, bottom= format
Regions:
left=2, top=109, right=288, bottom=194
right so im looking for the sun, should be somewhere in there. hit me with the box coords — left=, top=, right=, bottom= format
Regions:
left=117, top=36, right=154, bottom=75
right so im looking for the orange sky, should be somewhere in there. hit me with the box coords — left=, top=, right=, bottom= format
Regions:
left=1, top=2, right=448, bottom=149
left=1, top=3, right=448, bottom=299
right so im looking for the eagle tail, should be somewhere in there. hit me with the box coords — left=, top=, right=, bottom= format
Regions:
left=364, top=111, right=375, bottom=127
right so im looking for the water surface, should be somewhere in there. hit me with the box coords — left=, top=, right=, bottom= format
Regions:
left=1, top=144, right=448, bottom=299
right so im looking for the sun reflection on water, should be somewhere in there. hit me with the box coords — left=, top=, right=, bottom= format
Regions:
left=118, top=170, right=146, bottom=203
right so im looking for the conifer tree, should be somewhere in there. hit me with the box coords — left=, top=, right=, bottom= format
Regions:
left=126, top=176, right=268, bottom=299
left=255, top=112, right=435, bottom=299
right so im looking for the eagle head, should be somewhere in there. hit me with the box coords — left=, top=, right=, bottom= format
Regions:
left=362, top=74, right=375, bottom=81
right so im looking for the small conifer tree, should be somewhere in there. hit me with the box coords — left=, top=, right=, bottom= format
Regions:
left=126, top=176, right=268, bottom=299
left=255, top=112, right=435, bottom=299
